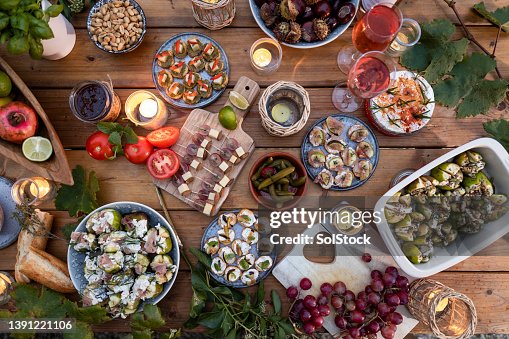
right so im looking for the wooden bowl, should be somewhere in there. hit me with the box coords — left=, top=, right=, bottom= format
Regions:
left=248, top=152, right=308, bottom=210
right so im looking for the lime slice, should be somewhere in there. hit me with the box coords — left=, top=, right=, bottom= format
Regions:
left=229, top=91, right=249, bottom=110
left=271, top=103, right=291, bottom=123
left=22, top=137, right=53, bottom=162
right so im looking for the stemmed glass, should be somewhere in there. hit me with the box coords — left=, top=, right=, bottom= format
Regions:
left=337, top=2, right=403, bottom=74
left=332, top=51, right=395, bottom=113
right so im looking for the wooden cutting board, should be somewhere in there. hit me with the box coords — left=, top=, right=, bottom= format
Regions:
left=0, top=57, right=73, bottom=185
left=155, top=76, right=260, bottom=216
left=272, top=224, right=419, bottom=338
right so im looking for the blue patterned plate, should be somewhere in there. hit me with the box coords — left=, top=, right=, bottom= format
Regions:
left=301, top=114, right=380, bottom=191
left=0, top=177, right=21, bottom=249
left=152, top=32, right=230, bottom=109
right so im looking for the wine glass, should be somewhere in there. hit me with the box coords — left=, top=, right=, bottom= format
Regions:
left=337, top=2, right=402, bottom=74
left=332, top=51, right=395, bottom=113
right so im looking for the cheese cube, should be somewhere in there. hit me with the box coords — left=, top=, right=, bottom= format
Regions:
left=190, top=160, right=201, bottom=170
left=229, top=155, right=239, bottom=164
left=209, top=128, right=222, bottom=140
left=197, top=147, right=206, bottom=159
left=235, top=146, right=246, bottom=158
left=201, top=139, right=210, bottom=149
left=219, top=175, right=231, bottom=187
left=178, top=183, right=190, bottom=195
left=203, top=203, right=214, bottom=216
left=208, top=192, right=216, bottom=202
left=213, top=184, right=223, bottom=194
left=182, top=171, right=193, bottom=183
left=219, top=161, right=229, bottom=172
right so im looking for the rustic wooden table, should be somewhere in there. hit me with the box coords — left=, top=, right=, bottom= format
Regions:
left=1, top=0, right=509, bottom=334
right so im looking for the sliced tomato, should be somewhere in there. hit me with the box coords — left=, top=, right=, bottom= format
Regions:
left=147, top=149, right=179, bottom=179
left=147, top=126, right=180, bottom=148
left=125, top=136, right=154, bottom=164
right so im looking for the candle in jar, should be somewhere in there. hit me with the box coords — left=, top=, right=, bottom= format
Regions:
left=139, top=98, right=158, bottom=119
left=29, top=177, right=51, bottom=199
left=252, top=48, right=272, bottom=68
left=271, top=103, right=291, bottom=123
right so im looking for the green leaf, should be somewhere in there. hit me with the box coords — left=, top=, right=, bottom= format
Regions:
left=183, top=317, right=199, bottom=329
left=271, top=290, right=281, bottom=315
left=159, top=329, right=181, bottom=339
left=456, top=79, right=508, bottom=118
left=124, top=126, right=139, bottom=144
left=97, top=122, right=122, bottom=134
left=55, top=165, right=100, bottom=217
left=65, top=301, right=110, bottom=324
left=64, top=322, right=94, bottom=339
left=29, top=19, right=53, bottom=39
left=132, top=330, right=153, bottom=339
left=11, top=14, right=30, bottom=33
left=424, top=38, right=468, bottom=83
left=0, top=13, right=8, bottom=32
left=191, top=268, right=210, bottom=292
left=221, top=313, right=234, bottom=336
left=0, top=0, right=21, bottom=10
left=225, top=327, right=237, bottom=339
left=474, top=2, right=509, bottom=32
left=189, top=289, right=207, bottom=318
left=131, top=304, right=166, bottom=331
left=189, top=247, right=212, bottom=268
left=7, top=35, right=30, bottom=55
left=197, top=311, right=225, bottom=329
left=420, top=18, right=456, bottom=45
left=275, top=326, right=286, bottom=339
left=279, top=320, right=295, bottom=335
left=28, top=35, right=43, bottom=59
left=108, top=131, right=122, bottom=146
left=255, top=280, right=265, bottom=307
left=484, top=119, right=509, bottom=151
left=211, top=286, right=233, bottom=298
left=45, top=4, right=64, bottom=17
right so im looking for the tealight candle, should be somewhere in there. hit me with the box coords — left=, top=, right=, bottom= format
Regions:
left=11, top=177, right=56, bottom=206
left=125, top=90, right=168, bottom=130
left=250, top=38, right=282, bottom=75
left=139, top=98, right=158, bottom=119
left=0, top=272, right=13, bottom=305
left=253, top=48, right=272, bottom=68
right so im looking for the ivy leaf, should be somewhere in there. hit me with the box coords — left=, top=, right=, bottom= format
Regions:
left=271, top=290, right=281, bottom=315
left=484, top=119, right=509, bottom=151
left=55, top=165, right=100, bottom=217
left=11, top=285, right=68, bottom=319
left=474, top=2, right=509, bottom=32
left=131, top=304, right=166, bottom=331
left=456, top=79, right=508, bottom=118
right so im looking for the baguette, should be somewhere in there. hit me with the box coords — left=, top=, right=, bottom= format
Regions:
left=15, top=209, right=53, bottom=283
left=19, top=246, right=75, bottom=293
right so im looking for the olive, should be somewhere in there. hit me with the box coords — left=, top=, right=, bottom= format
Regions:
left=326, top=16, right=339, bottom=30
left=301, top=21, right=318, bottom=42
left=299, top=6, right=314, bottom=23
left=336, top=3, right=356, bottom=24
left=313, top=0, right=332, bottom=18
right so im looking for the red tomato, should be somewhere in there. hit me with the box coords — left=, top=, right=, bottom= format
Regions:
left=124, top=136, right=154, bottom=164
left=147, top=126, right=180, bottom=148
left=86, top=131, right=114, bottom=160
left=147, top=149, right=179, bottom=179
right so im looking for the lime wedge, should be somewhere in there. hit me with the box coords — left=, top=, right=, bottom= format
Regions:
left=22, top=137, right=53, bottom=162
left=229, top=91, right=249, bottom=110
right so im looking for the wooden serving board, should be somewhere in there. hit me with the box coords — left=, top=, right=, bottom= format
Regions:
left=155, top=76, right=260, bottom=216
left=272, top=224, right=419, bottom=339
left=0, top=57, right=73, bottom=185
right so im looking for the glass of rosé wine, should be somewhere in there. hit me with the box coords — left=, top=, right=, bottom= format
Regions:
left=332, top=51, right=395, bottom=113
left=337, top=2, right=403, bottom=74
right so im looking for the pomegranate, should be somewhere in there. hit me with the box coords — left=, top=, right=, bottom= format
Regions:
left=0, top=102, right=38, bottom=143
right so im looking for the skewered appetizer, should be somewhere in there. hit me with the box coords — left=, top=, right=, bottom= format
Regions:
left=205, top=58, right=224, bottom=76
left=188, top=56, right=205, bottom=72
left=182, top=89, right=201, bottom=105
left=186, top=38, right=203, bottom=57
left=183, top=72, right=201, bottom=89
left=169, top=61, right=189, bottom=78
left=71, top=209, right=176, bottom=318
left=166, top=82, right=184, bottom=100
left=172, top=39, right=187, bottom=58
left=202, top=42, right=220, bottom=61
left=157, top=70, right=173, bottom=88
left=156, top=50, right=174, bottom=68
left=197, top=80, right=212, bottom=99
left=210, top=72, right=228, bottom=90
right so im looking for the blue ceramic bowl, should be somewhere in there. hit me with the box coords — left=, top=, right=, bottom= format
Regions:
left=249, top=0, right=360, bottom=49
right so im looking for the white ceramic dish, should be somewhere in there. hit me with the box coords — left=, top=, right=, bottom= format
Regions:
left=375, top=138, right=509, bottom=278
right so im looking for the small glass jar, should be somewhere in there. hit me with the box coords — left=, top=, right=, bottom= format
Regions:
left=385, top=19, right=422, bottom=57
left=125, top=91, right=169, bottom=130
left=69, top=80, right=121, bottom=124
left=0, top=272, right=14, bottom=305
left=11, top=177, right=57, bottom=206
left=250, top=38, right=282, bottom=75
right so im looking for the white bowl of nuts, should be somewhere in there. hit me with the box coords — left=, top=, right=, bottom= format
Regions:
left=87, top=0, right=147, bottom=54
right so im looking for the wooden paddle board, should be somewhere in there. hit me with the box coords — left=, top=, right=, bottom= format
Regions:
left=155, top=76, right=260, bottom=216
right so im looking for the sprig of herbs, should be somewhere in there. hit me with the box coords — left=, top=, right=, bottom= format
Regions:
left=12, top=202, right=63, bottom=241
left=97, top=122, right=139, bottom=159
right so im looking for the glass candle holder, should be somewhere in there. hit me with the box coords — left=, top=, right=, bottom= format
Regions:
left=385, top=18, right=421, bottom=57
left=11, top=177, right=57, bottom=206
left=125, top=91, right=169, bottom=130
left=0, top=272, right=14, bottom=305
left=69, top=80, right=121, bottom=124
left=250, top=38, right=282, bottom=75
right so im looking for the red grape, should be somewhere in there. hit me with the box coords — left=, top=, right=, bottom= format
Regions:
left=371, top=278, right=384, bottom=292
left=357, top=291, right=367, bottom=301
left=344, top=290, right=355, bottom=301
left=395, top=275, right=409, bottom=289
left=366, top=320, right=380, bottom=333
left=371, top=270, right=382, bottom=280
left=382, top=273, right=396, bottom=287
left=397, top=290, right=409, bottom=305
left=303, top=321, right=316, bottom=335
left=349, top=327, right=361, bottom=338
left=387, top=312, right=403, bottom=325
left=381, top=323, right=396, bottom=339
left=377, top=303, right=390, bottom=317
left=309, top=307, right=320, bottom=318
left=300, top=278, right=312, bottom=290
left=317, top=304, right=331, bottom=316
left=303, top=295, right=317, bottom=309
left=345, top=300, right=356, bottom=311
left=300, top=309, right=312, bottom=322
left=317, top=294, right=328, bottom=305
left=333, top=281, right=347, bottom=295
left=290, top=299, right=304, bottom=320
left=320, top=282, right=333, bottom=296
left=336, top=305, right=345, bottom=314
left=334, top=315, right=347, bottom=329
left=365, top=285, right=374, bottom=294
left=355, top=299, right=367, bottom=311
left=367, top=292, right=381, bottom=305
left=343, top=335, right=354, bottom=339
left=286, top=286, right=298, bottom=300
left=385, top=266, right=399, bottom=277
left=385, top=293, right=400, bottom=307
left=331, top=295, right=343, bottom=309
left=312, top=315, right=324, bottom=329
left=362, top=253, right=372, bottom=262
left=350, top=310, right=366, bottom=323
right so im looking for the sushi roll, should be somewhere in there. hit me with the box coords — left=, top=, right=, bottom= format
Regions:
left=237, top=209, right=256, bottom=227
left=197, top=80, right=212, bottom=99
left=172, top=39, right=187, bottom=58
left=218, top=227, right=235, bottom=244
left=157, top=69, right=173, bottom=88
left=182, top=89, right=200, bottom=105
left=86, top=208, right=122, bottom=234
left=121, top=213, right=149, bottom=239
left=188, top=55, right=205, bottom=72
left=203, top=236, right=220, bottom=255
left=218, top=212, right=237, bottom=228
left=156, top=50, right=174, bottom=68
left=183, top=71, right=200, bottom=89
left=186, top=37, right=203, bottom=57
left=211, top=257, right=227, bottom=276
left=231, top=239, right=251, bottom=256
left=166, top=82, right=184, bottom=100
left=224, top=266, right=241, bottom=283
left=169, top=61, right=189, bottom=78
left=150, top=254, right=176, bottom=284
left=218, top=246, right=236, bottom=265
left=210, top=72, right=228, bottom=90
left=205, top=58, right=224, bottom=76
left=255, top=256, right=273, bottom=272
left=155, top=225, right=173, bottom=254
left=97, top=251, right=124, bottom=274
left=237, top=254, right=255, bottom=270
left=70, top=232, right=97, bottom=252
left=202, top=42, right=220, bottom=61
left=242, top=228, right=259, bottom=245
left=241, top=269, right=259, bottom=286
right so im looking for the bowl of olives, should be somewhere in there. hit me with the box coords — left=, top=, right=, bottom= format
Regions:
left=249, top=0, right=359, bottom=48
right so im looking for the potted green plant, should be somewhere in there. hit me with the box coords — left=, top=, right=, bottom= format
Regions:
left=0, top=0, right=75, bottom=60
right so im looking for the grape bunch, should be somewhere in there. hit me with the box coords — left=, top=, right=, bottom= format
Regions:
left=287, top=265, right=409, bottom=338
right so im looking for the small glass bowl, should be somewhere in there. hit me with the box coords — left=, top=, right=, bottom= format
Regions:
left=250, top=38, right=282, bottom=75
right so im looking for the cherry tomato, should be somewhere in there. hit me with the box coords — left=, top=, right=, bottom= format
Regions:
left=147, top=126, right=180, bottom=148
left=147, top=149, right=180, bottom=179
left=86, top=131, right=114, bottom=160
left=124, top=136, right=154, bottom=164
